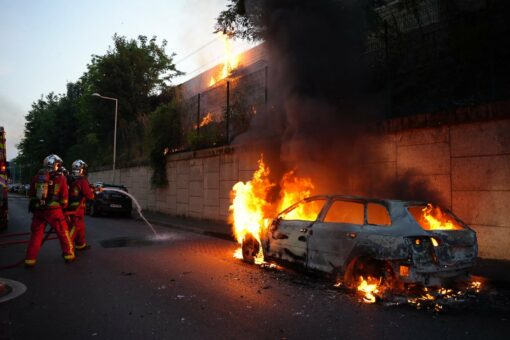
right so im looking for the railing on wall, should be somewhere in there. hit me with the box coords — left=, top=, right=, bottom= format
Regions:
left=179, top=65, right=268, bottom=151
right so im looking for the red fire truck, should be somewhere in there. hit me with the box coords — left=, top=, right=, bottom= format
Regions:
left=0, top=126, right=8, bottom=230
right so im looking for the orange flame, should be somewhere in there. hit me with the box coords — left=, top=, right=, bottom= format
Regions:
left=229, top=156, right=315, bottom=262
left=199, top=113, right=214, bottom=128
left=209, top=33, right=240, bottom=87
left=357, top=276, right=381, bottom=303
left=230, top=157, right=274, bottom=247
left=421, top=203, right=463, bottom=231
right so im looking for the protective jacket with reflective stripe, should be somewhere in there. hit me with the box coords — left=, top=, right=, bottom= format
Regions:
left=68, top=177, right=94, bottom=211
left=29, top=171, right=68, bottom=210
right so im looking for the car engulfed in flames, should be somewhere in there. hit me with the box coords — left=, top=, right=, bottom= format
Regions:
left=230, top=157, right=479, bottom=303
left=240, top=195, right=477, bottom=289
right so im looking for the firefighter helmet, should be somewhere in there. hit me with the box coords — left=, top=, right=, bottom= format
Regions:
left=71, top=159, right=88, bottom=177
left=43, top=154, right=63, bottom=173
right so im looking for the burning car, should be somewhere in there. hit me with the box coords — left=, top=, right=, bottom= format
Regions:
left=241, top=195, right=477, bottom=288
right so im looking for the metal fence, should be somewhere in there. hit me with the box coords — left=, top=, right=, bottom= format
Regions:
left=174, top=1, right=509, bottom=152
left=363, top=0, right=510, bottom=118
left=179, top=66, right=267, bottom=151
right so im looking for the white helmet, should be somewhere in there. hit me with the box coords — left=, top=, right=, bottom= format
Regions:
left=71, top=159, right=88, bottom=177
left=43, top=154, right=63, bottom=173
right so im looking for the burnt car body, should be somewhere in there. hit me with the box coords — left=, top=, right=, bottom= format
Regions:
left=242, top=195, right=478, bottom=287
left=86, top=183, right=132, bottom=218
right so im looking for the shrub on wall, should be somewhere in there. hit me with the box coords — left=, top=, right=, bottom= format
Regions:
left=146, top=100, right=182, bottom=187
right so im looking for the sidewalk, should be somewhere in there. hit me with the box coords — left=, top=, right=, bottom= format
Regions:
left=141, top=211, right=510, bottom=284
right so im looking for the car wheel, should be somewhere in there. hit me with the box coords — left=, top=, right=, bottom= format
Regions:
left=241, top=234, right=260, bottom=264
left=343, top=256, right=386, bottom=288
left=123, top=211, right=131, bottom=218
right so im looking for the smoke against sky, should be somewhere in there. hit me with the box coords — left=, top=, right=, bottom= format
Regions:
left=237, top=0, right=442, bottom=202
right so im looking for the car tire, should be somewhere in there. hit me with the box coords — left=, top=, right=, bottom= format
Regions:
left=241, top=234, right=260, bottom=264
left=343, top=256, right=386, bottom=289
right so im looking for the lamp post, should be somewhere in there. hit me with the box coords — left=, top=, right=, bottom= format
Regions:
left=92, top=93, right=118, bottom=184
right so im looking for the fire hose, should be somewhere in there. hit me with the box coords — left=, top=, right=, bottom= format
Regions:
left=0, top=211, right=77, bottom=270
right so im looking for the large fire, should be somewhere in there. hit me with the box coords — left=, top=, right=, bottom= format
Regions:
left=229, top=156, right=314, bottom=263
left=209, top=33, right=240, bottom=87
left=230, top=157, right=482, bottom=308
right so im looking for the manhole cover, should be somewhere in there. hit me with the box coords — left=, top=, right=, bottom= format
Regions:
left=0, top=278, right=27, bottom=304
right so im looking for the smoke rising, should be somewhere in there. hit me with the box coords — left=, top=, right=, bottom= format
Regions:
left=237, top=0, right=443, bottom=204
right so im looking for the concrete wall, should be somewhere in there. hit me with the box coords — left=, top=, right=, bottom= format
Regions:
left=88, top=146, right=261, bottom=223
left=378, top=119, right=510, bottom=259
left=89, top=119, right=510, bottom=260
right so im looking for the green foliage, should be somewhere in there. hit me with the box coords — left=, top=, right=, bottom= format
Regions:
left=186, top=120, right=224, bottom=150
left=215, top=0, right=347, bottom=41
left=16, top=34, right=183, bottom=180
left=146, top=99, right=182, bottom=187
left=215, top=0, right=266, bottom=41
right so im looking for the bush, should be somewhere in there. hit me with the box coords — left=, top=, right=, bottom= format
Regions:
left=146, top=100, right=181, bottom=187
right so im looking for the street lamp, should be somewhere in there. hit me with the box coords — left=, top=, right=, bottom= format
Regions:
left=92, top=93, right=118, bottom=184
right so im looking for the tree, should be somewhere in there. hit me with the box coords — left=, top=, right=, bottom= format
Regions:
left=78, top=34, right=183, bottom=166
left=17, top=34, right=183, bottom=174
left=145, top=96, right=182, bottom=187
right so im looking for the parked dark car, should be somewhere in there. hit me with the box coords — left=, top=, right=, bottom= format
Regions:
left=241, top=195, right=477, bottom=287
left=86, top=182, right=132, bottom=218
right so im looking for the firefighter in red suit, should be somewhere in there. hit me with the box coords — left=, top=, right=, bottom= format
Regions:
left=67, top=159, right=94, bottom=250
left=25, top=154, right=75, bottom=267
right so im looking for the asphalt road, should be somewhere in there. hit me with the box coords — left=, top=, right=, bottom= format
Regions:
left=1, top=196, right=509, bottom=340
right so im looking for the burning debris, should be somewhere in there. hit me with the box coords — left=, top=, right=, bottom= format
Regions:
left=356, top=276, right=381, bottom=304
left=336, top=273, right=486, bottom=310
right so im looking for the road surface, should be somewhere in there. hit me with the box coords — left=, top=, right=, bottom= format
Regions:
left=1, top=195, right=509, bottom=339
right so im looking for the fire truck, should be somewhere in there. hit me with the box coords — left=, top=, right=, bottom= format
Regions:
left=0, top=126, right=8, bottom=230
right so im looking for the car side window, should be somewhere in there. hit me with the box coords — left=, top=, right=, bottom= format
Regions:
left=280, top=199, right=326, bottom=221
left=367, top=203, right=391, bottom=226
left=324, top=200, right=364, bottom=224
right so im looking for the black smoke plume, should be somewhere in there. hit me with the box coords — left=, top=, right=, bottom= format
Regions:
left=235, top=0, right=442, bottom=204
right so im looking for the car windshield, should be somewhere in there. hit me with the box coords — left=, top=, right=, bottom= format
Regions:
left=408, top=204, right=464, bottom=231
left=279, top=199, right=326, bottom=221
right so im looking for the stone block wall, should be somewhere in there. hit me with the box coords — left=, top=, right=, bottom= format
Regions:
left=89, top=118, right=510, bottom=260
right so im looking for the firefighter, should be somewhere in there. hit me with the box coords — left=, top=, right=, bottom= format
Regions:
left=25, top=154, right=75, bottom=267
left=67, top=159, right=94, bottom=250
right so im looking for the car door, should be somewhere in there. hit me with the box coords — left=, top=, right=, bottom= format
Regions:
left=267, top=198, right=327, bottom=266
left=307, top=199, right=365, bottom=274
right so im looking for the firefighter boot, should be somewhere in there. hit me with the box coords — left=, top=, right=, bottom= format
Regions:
left=76, top=243, right=91, bottom=251
left=63, top=254, right=76, bottom=263
left=24, top=259, right=36, bottom=268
